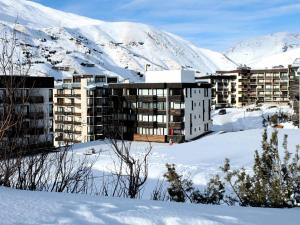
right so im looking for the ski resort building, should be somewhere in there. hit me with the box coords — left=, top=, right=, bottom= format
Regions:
left=53, top=75, right=118, bottom=147
left=0, top=75, right=54, bottom=151
left=197, top=67, right=290, bottom=108
left=109, top=70, right=212, bottom=143
left=289, top=59, right=300, bottom=127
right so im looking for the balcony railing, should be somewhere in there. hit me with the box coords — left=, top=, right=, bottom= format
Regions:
left=138, top=96, right=157, bottom=102
left=169, top=109, right=184, bottom=116
left=55, top=111, right=81, bottom=116
left=137, top=121, right=158, bottom=128
left=169, top=95, right=184, bottom=102
left=55, top=102, right=81, bottom=107
left=29, top=96, right=44, bottom=104
left=168, top=122, right=184, bottom=129
left=54, top=93, right=81, bottom=98
left=55, top=120, right=81, bottom=125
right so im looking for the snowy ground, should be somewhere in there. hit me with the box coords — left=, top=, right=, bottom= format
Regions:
left=1, top=187, right=299, bottom=225
left=212, top=104, right=295, bottom=132
left=72, top=105, right=298, bottom=188
left=1, top=105, right=300, bottom=224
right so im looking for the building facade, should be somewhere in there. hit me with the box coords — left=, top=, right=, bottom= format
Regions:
left=0, top=75, right=54, bottom=152
left=109, top=70, right=212, bottom=143
left=198, top=67, right=290, bottom=108
left=289, top=59, right=300, bottom=127
left=53, top=75, right=118, bottom=146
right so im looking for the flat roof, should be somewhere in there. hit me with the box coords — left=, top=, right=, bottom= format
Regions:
left=109, top=82, right=211, bottom=89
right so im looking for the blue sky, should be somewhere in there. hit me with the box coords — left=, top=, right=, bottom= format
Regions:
left=30, top=0, right=300, bottom=51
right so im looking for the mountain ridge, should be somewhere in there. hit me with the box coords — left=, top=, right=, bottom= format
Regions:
left=0, top=0, right=236, bottom=80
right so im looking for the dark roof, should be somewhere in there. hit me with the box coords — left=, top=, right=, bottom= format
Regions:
left=0, top=76, right=54, bottom=88
left=196, top=75, right=237, bottom=80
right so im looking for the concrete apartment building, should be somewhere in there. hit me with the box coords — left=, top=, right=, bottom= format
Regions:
left=0, top=75, right=54, bottom=151
left=109, top=70, right=212, bottom=143
left=53, top=75, right=118, bottom=147
left=198, top=67, right=290, bottom=108
left=289, top=59, right=300, bottom=127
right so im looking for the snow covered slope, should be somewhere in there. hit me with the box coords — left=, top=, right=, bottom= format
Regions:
left=1, top=187, right=299, bottom=225
left=0, top=0, right=236, bottom=80
left=226, top=32, right=300, bottom=68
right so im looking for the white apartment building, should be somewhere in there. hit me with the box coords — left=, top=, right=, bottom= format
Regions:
left=53, top=75, right=118, bottom=146
left=109, top=70, right=212, bottom=143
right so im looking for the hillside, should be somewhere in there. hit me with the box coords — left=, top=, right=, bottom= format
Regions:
left=226, top=32, right=300, bottom=68
left=0, top=0, right=236, bottom=80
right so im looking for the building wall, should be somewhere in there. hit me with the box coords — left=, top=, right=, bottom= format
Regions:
left=109, top=83, right=212, bottom=143
left=184, top=88, right=212, bottom=140
left=0, top=76, right=54, bottom=149
left=145, top=70, right=195, bottom=83
left=53, top=75, right=116, bottom=147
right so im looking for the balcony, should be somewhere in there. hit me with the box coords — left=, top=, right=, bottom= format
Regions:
left=54, top=93, right=81, bottom=98
left=169, top=122, right=184, bottom=129
left=55, top=137, right=81, bottom=143
left=169, top=95, right=184, bottom=102
left=55, top=111, right=81, bottom=116
left=27, top=112, right=44, bottom=120
left=137, top=121, right=158, bottom=128
left=137, top=108, right=158, bottom=114
left=29, top=96, right=44, bottom=104
left=169, top=109, right=184, bottom=116
left=55, top=102, right=81, bottom=107
left=124, top=95, right=137, bottom=101
left=138, top=95, right=157, bottom=102
left=55, top=120, right=81, bottom=125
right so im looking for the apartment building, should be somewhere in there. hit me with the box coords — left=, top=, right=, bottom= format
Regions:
left=53, top=75, right=118, bottom=146
left=289, top=59, right=300, bottom=127
left=0, top=75, right=54, bottom=151
left=198, top=67, right=290, bottom=108
left=109, top=70, right=212, bottom=143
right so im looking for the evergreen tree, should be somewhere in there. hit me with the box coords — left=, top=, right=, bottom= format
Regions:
left=222, top=129, right=300, bottom=208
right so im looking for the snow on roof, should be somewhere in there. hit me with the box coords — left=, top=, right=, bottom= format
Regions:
left=292, top=58, right=300, bottom=67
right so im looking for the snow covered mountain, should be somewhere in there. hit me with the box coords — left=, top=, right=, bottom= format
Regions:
left=0, top=0, right=236, bottom=81
left=226, top=32, right=300, bottom=68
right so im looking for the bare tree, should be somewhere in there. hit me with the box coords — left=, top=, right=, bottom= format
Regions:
left=109, top=137, right=152, bottom=199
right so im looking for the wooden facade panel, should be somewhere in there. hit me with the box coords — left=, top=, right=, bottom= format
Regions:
left=133, top=134, right=166, bottom=143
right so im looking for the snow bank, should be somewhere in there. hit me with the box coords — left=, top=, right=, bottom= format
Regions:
left=0, top=187, right=299, bottom=225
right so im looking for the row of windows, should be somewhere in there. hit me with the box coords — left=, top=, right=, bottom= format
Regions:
left=137, top=127, right=168, bottom=135
left=186, top=88, right=209, bottom=98
left=189, top=123, right=209, bottom=135
left=138, top=114, right=167, bottom=123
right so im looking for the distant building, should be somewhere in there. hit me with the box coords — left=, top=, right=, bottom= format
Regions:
left=109, top=70, right=212, bottom=143
left=53, top=75, right=118, bottom=147
left=289, top=59, right=300, bottom=127
left=0, top=75, right=54, bottom=151
left=197, top=67, right=290, bottom=108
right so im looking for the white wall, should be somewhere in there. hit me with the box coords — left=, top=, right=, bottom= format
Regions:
left=145, top=70, right=195, bottom=83
left=184, top=88, right=212, bottom=140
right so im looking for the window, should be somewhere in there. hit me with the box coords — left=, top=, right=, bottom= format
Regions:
left=192, top=100, right=194, bottom=110
left=204, top=88, right=208, bottom=97
left=157, top=89, right=164, bottom=97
